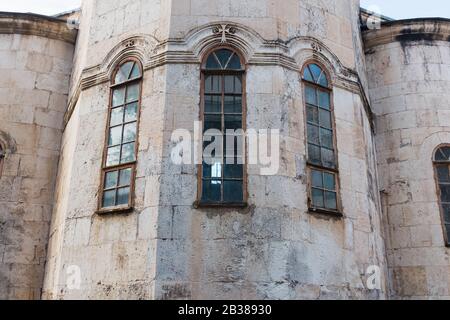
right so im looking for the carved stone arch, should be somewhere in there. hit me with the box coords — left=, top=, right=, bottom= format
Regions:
left=178, top=21, right=265, bottom=63
left=101, top=35, right=158, bottom=79
left=81, top=34, right=158, bottom=88
left=288, top=37, right=358, bottom=84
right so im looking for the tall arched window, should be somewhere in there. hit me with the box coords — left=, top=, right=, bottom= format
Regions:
left=99, top=59, right=143, bottom=212
left=198, top=48, right=246, bottom=206
left=302, top=62, right=340, bottom=214
left=0, top=144, right=4, bottom=178
left=433, top=146, right=450, bottom=246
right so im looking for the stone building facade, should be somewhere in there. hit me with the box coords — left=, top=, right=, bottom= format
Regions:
left=0, top=0, right=448, bottom=300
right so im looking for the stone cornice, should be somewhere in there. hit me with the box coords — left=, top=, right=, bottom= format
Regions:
left=0, top=11, right=78, bottom=44
left=363, top=18, right=450, bottom=51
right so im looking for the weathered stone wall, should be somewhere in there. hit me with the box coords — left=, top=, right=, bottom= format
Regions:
left=153, top=0, right=388, bottom=299
left=364, top=19, right=450, bottom=299
left=0, top=13, right=76, bottom=299
left=42, top=0, right=170, bottom=299
left=43, top=0, right=388, bottom=300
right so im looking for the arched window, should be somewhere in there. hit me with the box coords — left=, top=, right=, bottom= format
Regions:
left=302, top=63, right=340, bottom=214
left=198, top=48, right=246, bottom=206
left=99, top=59, right=143, bottom=212
left=433, top=146, right=450, bottom=246
left=0, top=144, right=4, bottom=178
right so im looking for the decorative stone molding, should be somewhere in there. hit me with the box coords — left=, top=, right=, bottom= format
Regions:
left=363, top=18, right=450, bottom=51
left=0, top=11, right=77, bottom=44
left=212, top=24, right=237, bottom=43
left=65, top=22, right=373, bottom=129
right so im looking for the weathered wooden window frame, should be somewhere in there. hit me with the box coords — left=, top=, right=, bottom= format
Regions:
left=433, top=145, right=450, bottom=247
left=195, top=46, right=248, bottom=208
left=301, top=61, right=342, bottom=216
left=97, top=58, right=143, bottom=215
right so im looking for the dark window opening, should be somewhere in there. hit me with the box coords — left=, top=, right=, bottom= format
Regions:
left=200, top=48, right=245, bottom=205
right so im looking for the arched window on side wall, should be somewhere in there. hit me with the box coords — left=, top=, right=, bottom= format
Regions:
left=433, top=146, right=450, bottom=246
left=98, top=59, right=143, bottom=213
left=198, top=48, right=246, bottom=206
left=0, top=144, right=4, bottom=178
left=302, top=62, right=340, bottom=215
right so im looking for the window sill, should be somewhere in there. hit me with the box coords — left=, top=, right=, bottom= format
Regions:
left=96, top=206, right=134, bottom=215
left=308, top=207, right=343, bottom=218
left=194, top=201, right=248, bottom=209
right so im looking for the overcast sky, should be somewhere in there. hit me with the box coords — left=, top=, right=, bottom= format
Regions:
left=0, top=0, right=449, bottom=19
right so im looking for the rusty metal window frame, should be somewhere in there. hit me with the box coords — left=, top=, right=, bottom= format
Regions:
left=302, top=62, right=342, bottom=216
left=433, top=145, right=450, bottom=246
left=97, top=58, right=143, bottom=214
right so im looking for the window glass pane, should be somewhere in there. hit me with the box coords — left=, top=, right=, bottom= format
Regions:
left=307, top=105, right=319, bottom=124
left=225, top=115, right=242, bottom=130
left=106, top=146, right=121, bottom=166
left=105, top=171, right=118, bottom=189
left=215, top=49, right=233, bottom=69
left=202, top=179, right=222, bottom=202
left=312, top=188, right=324, bottom=208
left=103, top=190, right=116, bottom=208
left=224, top=180, right=243, bottom=202
left=442, top=204, right=450, bottom=224
left=435, top=147, right=450, bottom=161
left=311, top=170, right=323, bottom=188
left=437, top=165, right=450, bottom=182
left=309, top=64, right=322, bottom=82
left=205, top=95, right=221, bottom=113
left=117, top=187, right=130, bottom=206
left=440, top=184, right=450, bottom=203
left=130, top=63, right=141, bottom=79
left=322, top=148, right=336, bottom=169
left=234, top=76, right=242, bottom=92
left=224, top=163, right=243, bottom=178
left=108, top=126, right=123, bottom=146
left=446, top=225, right=450, bottom=244
left=324, top=191, right=337, bottom=210
left=305, top=86, right=316, bottom=105
left=126, top=83, right=139, bottom=103
left=225, top=75, right=235, bottom=93
left=320, top=128, right=333, bottom=149
left=319, top=91, right=330, bottom=109
left=308, top=144, right=321, bottom=165
left=319, top=109, right=332, bottom=129
left=227, top=54, right=242, bottom=70
left=125, top=103, right=138, bottom=122
left=323, top=172, right=336, bottom=191
left=121, top=143, right=136, bottom=163
left=307, top=124, right=320, bottom=145
left=205, top=75, right=221, bottom=93
left=318, top=73, right=328, bottom=87
left=119, top=168, right=132, bottom=186
left=224, top=96, right=242, bottom=114
left=202, top=162, right=213, bottom=178
left=110, top=107, right=124, bottom=126
left=204, top=114, right=222, bottom=132
left=113, top=87, right=125, bottom=107
left=115, top=61, right=133, bottom=84
left=225, top=134, right=244, bottom=158
left=123, top=123, right=137, bottom=143
left=303, top=67, right=314, bottom=82
left=206, top=54, right=221, bottom=69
